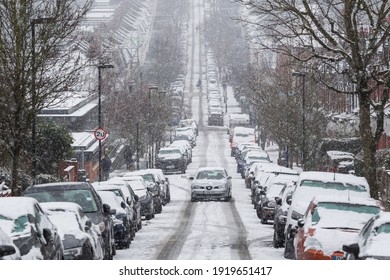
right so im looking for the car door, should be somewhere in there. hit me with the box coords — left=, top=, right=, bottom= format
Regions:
left=34, top=203, right=62, bottom=259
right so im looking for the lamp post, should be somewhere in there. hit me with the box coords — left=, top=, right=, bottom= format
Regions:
left=292, top=71, right=306, bottom=170
left=31, top=17, right=55, bottom=184
left=97, top=64, right=114, bottom=181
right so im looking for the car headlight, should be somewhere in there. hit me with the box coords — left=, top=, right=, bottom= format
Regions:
left=291, top=210, right=303, bottom=220
left=304, top=236, right=322, bottom=251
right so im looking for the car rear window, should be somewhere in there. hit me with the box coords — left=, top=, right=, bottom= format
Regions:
left=300, top=180, right=367, bottom=193
left=377, top=224, right=390, bottom=234
left=312, top=202, right=380, bottom=225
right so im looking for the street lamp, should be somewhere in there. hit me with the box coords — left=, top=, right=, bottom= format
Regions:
left=292, top=71, right=306, bottom=170
left=31, top=17, right=55, bottom=184
left=97, top=64, right=114, bottom=181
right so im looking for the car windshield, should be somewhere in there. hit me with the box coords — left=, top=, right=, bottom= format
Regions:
left=141, top=174, right=155, bottom=183
left=0, top=214, right=28, bottom=234
left=159, top=149, right=181, bottom=155
left=377, top=223, right=390, bottom=234
left=25, top=189, right=98, bottom=213
left=196, top=170, right=225, bottom=180
left=311, top=202, right=380, bottom=228
left=300, top=180, right=367, bottom=193
left=248, top=156, right=268, bottom=161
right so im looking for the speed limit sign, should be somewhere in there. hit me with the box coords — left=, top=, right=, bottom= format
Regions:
left=94, top=128, right=107, bottom=141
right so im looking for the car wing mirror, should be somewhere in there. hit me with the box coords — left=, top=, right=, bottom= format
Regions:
left=189, top=177, right=194, bottom=180
left=342, top=243, right=359, bottom=258
left=121, top=201, right=126, bottom=209
left=275, top=197, right=282, bottom=206
left=227, top=176, right=232, bottom=180
left=0, top=245, right=16, bottom=258
left=297, top=218, right=305, bottom=228
left=134, top=195, right=139, bottom=202
left=110, top=209, right=117, bottom=215
left=102, top=203, right=111, bottom=214
left=85, top=220, right=92, bottom=231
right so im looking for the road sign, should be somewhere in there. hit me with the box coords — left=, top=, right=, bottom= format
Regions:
left=94, top=128, right=107, bottom=141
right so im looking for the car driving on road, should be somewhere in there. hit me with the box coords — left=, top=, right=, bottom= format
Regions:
left=189, top=167, right=232, bottom=202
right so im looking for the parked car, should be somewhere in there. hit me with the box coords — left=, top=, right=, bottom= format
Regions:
left=237, top=150, right=271, bottom=178
left=175, top=126, right=197, bottom=146
left=155, top=147, right=187, bottom=174
left=122, top=170, right=163, bottom=214
left=343, top=212, right=390, bottom=260
left=97, top=191, right=132, bottom=249
left=41, top=202, right=104, bottom=260
left=273, top=182, right=295, bottom=248
left=93, top=178, right=142, bottom=233
left=190, top=167, right=232, bottom=202
left=146, top=169, right=171, bottom=206
left=0, top=227, right=21, bottom=260
left=256, top=173, right=299, bottom=224
left=179, top=119, right=199, bottom=136
left=0, top=197, right=64, bottom=260
left=295, top=196, right=381, bottom=260
left=120, top=176, right=155, bottom=220
left=170, top=139, right=193, bottom=163
left=284, top=171, right=372, bottom=259
left=23, top=182, right=115, bottom=260
left=257, top=181, right=290, bottom=224
left=230, top=127, right=256, bottom=157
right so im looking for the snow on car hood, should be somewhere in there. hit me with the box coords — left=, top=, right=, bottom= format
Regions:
left=192, top=179, right=227, bottom=186
left=305, top=227, right=359, bottom=256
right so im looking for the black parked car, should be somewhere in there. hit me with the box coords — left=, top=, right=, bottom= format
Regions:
left=123, top=170, right=164, bottom=214
left=24, top=182, right=115, bottom=260
left=0, top=197, right=63, bottom=260
left=97, top=190, right=132, bottom=250
left=273, top=183, right=294, bottom=248
left=121, top=176, right=155, bottom=220
left=155, top=147, right=187, bottom=174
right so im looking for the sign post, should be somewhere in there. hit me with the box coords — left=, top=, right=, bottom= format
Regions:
left=94, top=128, right=107, bottom=181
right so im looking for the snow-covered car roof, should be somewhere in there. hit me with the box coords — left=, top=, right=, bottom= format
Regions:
left=0, top=197, right=39, bottom=220
left=197, top=167, right=226, bottom=172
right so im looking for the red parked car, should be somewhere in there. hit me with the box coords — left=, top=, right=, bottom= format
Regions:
left=294, top=196, right=381, bottom=260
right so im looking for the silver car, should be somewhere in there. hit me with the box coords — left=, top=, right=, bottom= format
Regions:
left=190, top=167, right=232, bottom=202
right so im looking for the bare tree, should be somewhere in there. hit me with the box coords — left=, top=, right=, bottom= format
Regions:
left=0, top=0, right=92, bottom=195
left=236, top=0, right=390, bottom=199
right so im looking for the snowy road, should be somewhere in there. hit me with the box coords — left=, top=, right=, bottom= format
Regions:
left=114, top=0, right=284, bottom=260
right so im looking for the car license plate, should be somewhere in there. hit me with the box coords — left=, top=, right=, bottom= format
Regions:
left=333, top=255, right=344, bottom=260
left=166, top=165, right=174, bottom=169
